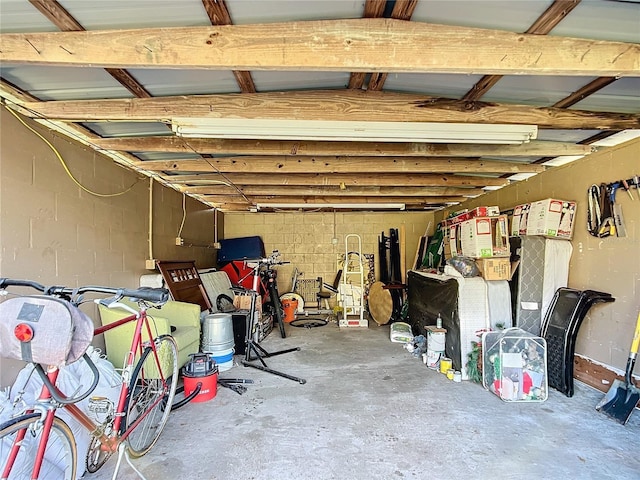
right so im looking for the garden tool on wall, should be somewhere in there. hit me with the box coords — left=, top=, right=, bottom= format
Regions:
left=587, top=185, right=602, bottom=237
left=609, top=182, right=627, bottom=238
left=596, top=183, right=616, bottom=238
left=597, top=182, right=627, bottom=238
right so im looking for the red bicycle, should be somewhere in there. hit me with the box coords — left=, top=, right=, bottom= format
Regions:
left=0, top=278, right=178, bottom=479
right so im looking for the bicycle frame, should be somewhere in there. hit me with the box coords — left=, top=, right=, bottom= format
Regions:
left=3, top=303, right=171, bottom=479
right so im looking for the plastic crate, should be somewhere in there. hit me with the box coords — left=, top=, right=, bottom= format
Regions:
left=482, top=328, right=548, bottom=402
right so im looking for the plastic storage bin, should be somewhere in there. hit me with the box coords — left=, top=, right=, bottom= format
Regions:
left=482, top=328, right=548, bottom=402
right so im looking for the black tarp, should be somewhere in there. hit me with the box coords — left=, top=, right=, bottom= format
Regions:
left=407, top=271, right=464, bottom=371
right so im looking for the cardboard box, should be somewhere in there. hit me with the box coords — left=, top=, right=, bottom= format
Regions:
left=471, top=206, right=500, bottom=218
left=447, top=224, right=462, bottom=258
left=442, top=209, right=471, bottom=227
left=233, top=294, right=261, bottom=311
left=476, top=257, right=511, bottom=281
left=443, top=242, right=452, bottom=260
left=513, top=203, right=532, bottom=236
left=511, top=204, right=528, bottom=236
left=526, top=199, right=576, bottom=239
left=460, top=215, right=510, bottom=258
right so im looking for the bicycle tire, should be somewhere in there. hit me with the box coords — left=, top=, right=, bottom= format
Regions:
left=124, top=334, right=178, bottom=458
left=0, top=412, right=77, bottom=480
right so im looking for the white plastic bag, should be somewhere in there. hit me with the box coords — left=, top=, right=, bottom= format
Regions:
left=7, top=346, right=121, bottom=479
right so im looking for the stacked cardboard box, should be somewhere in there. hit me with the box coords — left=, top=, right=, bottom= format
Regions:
left=441, top=208, right=518, bottom=281
left=459, top=215, right=510, bottom=259
left=476, top=257, right=513, bottom=281
left=511, top=199, right=576, bottom=239
left=442, top=205, right=500, bottom=227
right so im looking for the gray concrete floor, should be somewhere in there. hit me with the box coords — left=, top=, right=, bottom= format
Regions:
left=85, top=319, right=640, bottom=480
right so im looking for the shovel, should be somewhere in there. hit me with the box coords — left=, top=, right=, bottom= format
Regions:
left=596, top=311, right=640, bottom=425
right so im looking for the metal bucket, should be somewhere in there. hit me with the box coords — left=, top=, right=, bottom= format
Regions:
left=201, top=313, right=234, bottom=353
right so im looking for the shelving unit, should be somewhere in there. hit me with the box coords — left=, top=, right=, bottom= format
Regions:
left=338, top=234, right=367, bottom=327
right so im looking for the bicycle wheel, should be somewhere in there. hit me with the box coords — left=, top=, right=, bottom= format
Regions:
left=124, top=334, right=178, bottom=457
left=0, top=412, right=77, bottom=480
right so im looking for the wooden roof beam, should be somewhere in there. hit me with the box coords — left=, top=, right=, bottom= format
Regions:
left=348, top=0, right=387, bottom=89
left=159, top=172, right=509, bottom=187
left=28, top=0, right=151, bottom=98
left=2, top=19, right=637, bottom=75
left=22, top=90, right=639, bottom=129
left=180, top=185, right=484, bottom=197
left=134, top=157, right=544, bottom=174
left=367, top=0, right=418, bottom=91
left=462, top=0, right=583, bottom=101
left=197, top=195, right=469, bottom=205
left=201, top=0, right=256, bottom=93
left=93, top=137, right=594, bottom=157
left=553, top=77, right=619, bottom=108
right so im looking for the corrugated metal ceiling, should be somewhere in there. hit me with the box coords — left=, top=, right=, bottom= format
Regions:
left=0, top=0, right=638, bottom=211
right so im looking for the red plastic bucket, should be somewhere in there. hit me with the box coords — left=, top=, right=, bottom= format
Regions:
left=282, top=298, right=298, bottom=323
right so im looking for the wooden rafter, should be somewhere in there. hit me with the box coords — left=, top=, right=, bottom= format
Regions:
left=160, top=172, right=509, bottom=188
left=197, top=195, right=469, bottom=205
left=347, top=0, right=387, bottom=90
left=553, top=77, right=619, bottom=108
left=201, top=0, right=256, bottom=93
left=94, top=137, right=593, bottom=157
left=180, top=185, right=484, bottom=197
left=367, top=0, right=418, bottom=91
left=462, top=0, right=582, bottom=101
left=134, top=157, right=545, bottom=174
left=22, top=90, right=639, bottom=129
left=28, top=0, right=151, bottom=98
left=2, top=19, right=637, bottom=75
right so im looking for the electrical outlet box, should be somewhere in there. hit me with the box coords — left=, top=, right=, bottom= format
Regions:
left=213, top=242, right=221, bottom=249
left=145, top=259, right=156, bottom=270
left=175, top=237, right=183, bottom=246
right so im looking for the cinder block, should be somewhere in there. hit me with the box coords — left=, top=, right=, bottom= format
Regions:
left=31, top=217, right=77, bottom=250
left=95, top=250, right=124, bottom=274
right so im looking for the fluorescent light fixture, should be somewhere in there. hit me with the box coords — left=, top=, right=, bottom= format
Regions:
left=591, top=129, right=640, bottom=147
left=508, top=172, right=538, bottom=182
left=539, top=130, right=640, bottom=167
left=172, top=118, right=537, bottom=144
left=542, top=155, right=585, bottom=167
left=256, top=203, right=406, bottom=210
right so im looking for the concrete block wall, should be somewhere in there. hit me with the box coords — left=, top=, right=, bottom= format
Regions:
left=223, top=211, right=435, bottom=297
left=0, top=109, right=217, bottom=385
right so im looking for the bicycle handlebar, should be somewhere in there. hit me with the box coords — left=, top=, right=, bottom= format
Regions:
left=0, top=278, right=169, bottom=304
left=68, top=286, right=169, bottom=304
left=244, top=251, right=290, bottom=267
left=0, top=278, right=46, bottom=292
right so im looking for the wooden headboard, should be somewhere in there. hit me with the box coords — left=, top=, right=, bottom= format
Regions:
left=156, top=260, right=212, bottom=312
